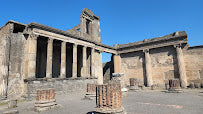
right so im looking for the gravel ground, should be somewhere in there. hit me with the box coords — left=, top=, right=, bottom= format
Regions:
left=0, top=89, right=203, bottom=114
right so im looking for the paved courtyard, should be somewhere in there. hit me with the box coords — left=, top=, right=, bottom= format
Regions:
left=0, top=89, right=203, bottom=114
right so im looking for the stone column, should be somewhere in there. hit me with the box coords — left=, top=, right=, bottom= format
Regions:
left=113, top=54, right=121, bottom=73
left=98, top=51, right=103, bottom=84
left=60, top=41, right=66, bottom=78
left=46, top=38, right=53, bottom=78
left=27, top=34, right=38, bottom=78
left=91, top=48, right=95, bottom=78
left=82, top=46, right=87, bottom=77
left=144, top=49, right=153, bottom=87
left=175, top=44, right=187, bottom=88
left=72, top=44, right=77, bottom=78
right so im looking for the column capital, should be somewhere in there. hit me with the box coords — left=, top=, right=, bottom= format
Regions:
left=29, top=33, right=39, bottom=40
left=83, top=46, right=87, bottom=49
left=48, top=38, right=53, bottom=42
left=61, top=41, right=66, bottom=45
left=73, top=43, right=78, bottom=47
left=143, top=48, right=149, bottom=53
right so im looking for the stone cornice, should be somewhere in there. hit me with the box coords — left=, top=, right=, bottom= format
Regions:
left=28, top=22, right=115, bottom=51
left=117, top=31, right=188, bottom=54
left=118, top=31, right=187, bottom=49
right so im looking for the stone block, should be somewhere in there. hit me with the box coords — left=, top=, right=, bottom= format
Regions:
left=8, top=100, right=17, bottom=108
left=3, top=110, right=19, bottom=114
left=194, top=82, right=201, bottom=88
left=189, top=82, right=195, bottom=88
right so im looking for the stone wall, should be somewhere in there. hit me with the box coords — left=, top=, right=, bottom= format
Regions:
left=184, top=46, right=203, bottom=83
left=0, top=24, right=10, bottom=98
left=7, top=33, right=27, bottom=98
left=150, top=46, right=178, bottom=87
left=25, top=78, right=97, bottom=99
left=121, top=51, right=145, bottom=86
left=0, top=23, right=27, bottom=99
left=120, top=46, right=179, bottom=87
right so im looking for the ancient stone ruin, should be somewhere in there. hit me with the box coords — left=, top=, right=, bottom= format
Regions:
left=34, top=89, right=58, bottom=112
left=95, top=82, right=126, bottom=114
left=0, top=8, right=202, bottom=103
left=84, top=83, right=97, bottom=100
left=167, top=79, right=182, bottom=93
left=129, top=78, right=139, bottom=90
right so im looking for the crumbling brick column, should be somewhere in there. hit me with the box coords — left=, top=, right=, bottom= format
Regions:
left=84, top=83, right=97, bottom=100
left=129, top=78, right=139, bottom=90
left=168, top=79, right=182, bottom=93
left=112, top=73, right=127, bottom=93
left=87, top=83, right=97, bottom=94
left=95, top=82, right=125, bottom=114
left=35, top=89, right=57, bottom=112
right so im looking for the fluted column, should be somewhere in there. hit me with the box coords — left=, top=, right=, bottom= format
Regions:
left=144, top=49, right=153, bottom=87
left=46, top=38, right=53, bottom=78
left=82, top=46, right=87, bottom=77
left=60, top=41, right=66, bottom=78
left=91, top=48, right=95, bottom=77
left=175, top=44, right=187, bottom=88
left=27, top=34, right=38, bottom=78
left=72, top=44, right=77, bottom=78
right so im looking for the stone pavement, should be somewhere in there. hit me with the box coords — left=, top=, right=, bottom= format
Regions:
left=0, top=89, right=203, bottom=114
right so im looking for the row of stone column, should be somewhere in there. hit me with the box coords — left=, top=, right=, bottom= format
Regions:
left=27, top=35, right=96, bottom=79
left=113, top=44, right=187, bottom=88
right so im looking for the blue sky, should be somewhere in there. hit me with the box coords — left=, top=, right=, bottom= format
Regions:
left=0, top=0, right=202, bottom=62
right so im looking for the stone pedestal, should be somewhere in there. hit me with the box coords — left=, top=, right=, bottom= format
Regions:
left=129, top=78, right=139, bottom=90
left=84, top=83, right=96, bottom=100
left=167, top=79, right=182, bottom=93
left=112, top=73, right=127, bottom=92
left=34, top=89, right=58, bottom=112
left=95, top=82, right=126, bottom=114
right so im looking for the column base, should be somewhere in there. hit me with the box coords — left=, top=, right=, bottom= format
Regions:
left=95, top=106, right=126, bottom=114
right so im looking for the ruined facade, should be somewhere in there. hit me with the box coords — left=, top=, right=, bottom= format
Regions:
left=113, top=32, right=203, bottom=88
left=0, top=8, right=202, bottom=99
left=0, top=8, right=116, bottom=99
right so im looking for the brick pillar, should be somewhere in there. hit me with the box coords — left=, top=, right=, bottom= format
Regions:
left=87, top=83, right=96, bottom=94
left=167, top=79, right=182, bottom=93
left=129, top=78, right=139, bottom=90
left=91, top=48, right=95, bottom=78
left=72, top=44, right=77, bottom=78
left=95, top=82, right=125, bottom=113
left=82, top=46, right=87, bottom=77
left=60, top=41, right=66, bottom=78
left=35, top=89, right=57, bottom=112
left=46, top=38, right=53, bottom=78
left=27, top=34, right=38, bottom=78
left=144, top=49, right=153, bottom=87
left=175, top=44, right=187, bottom=88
